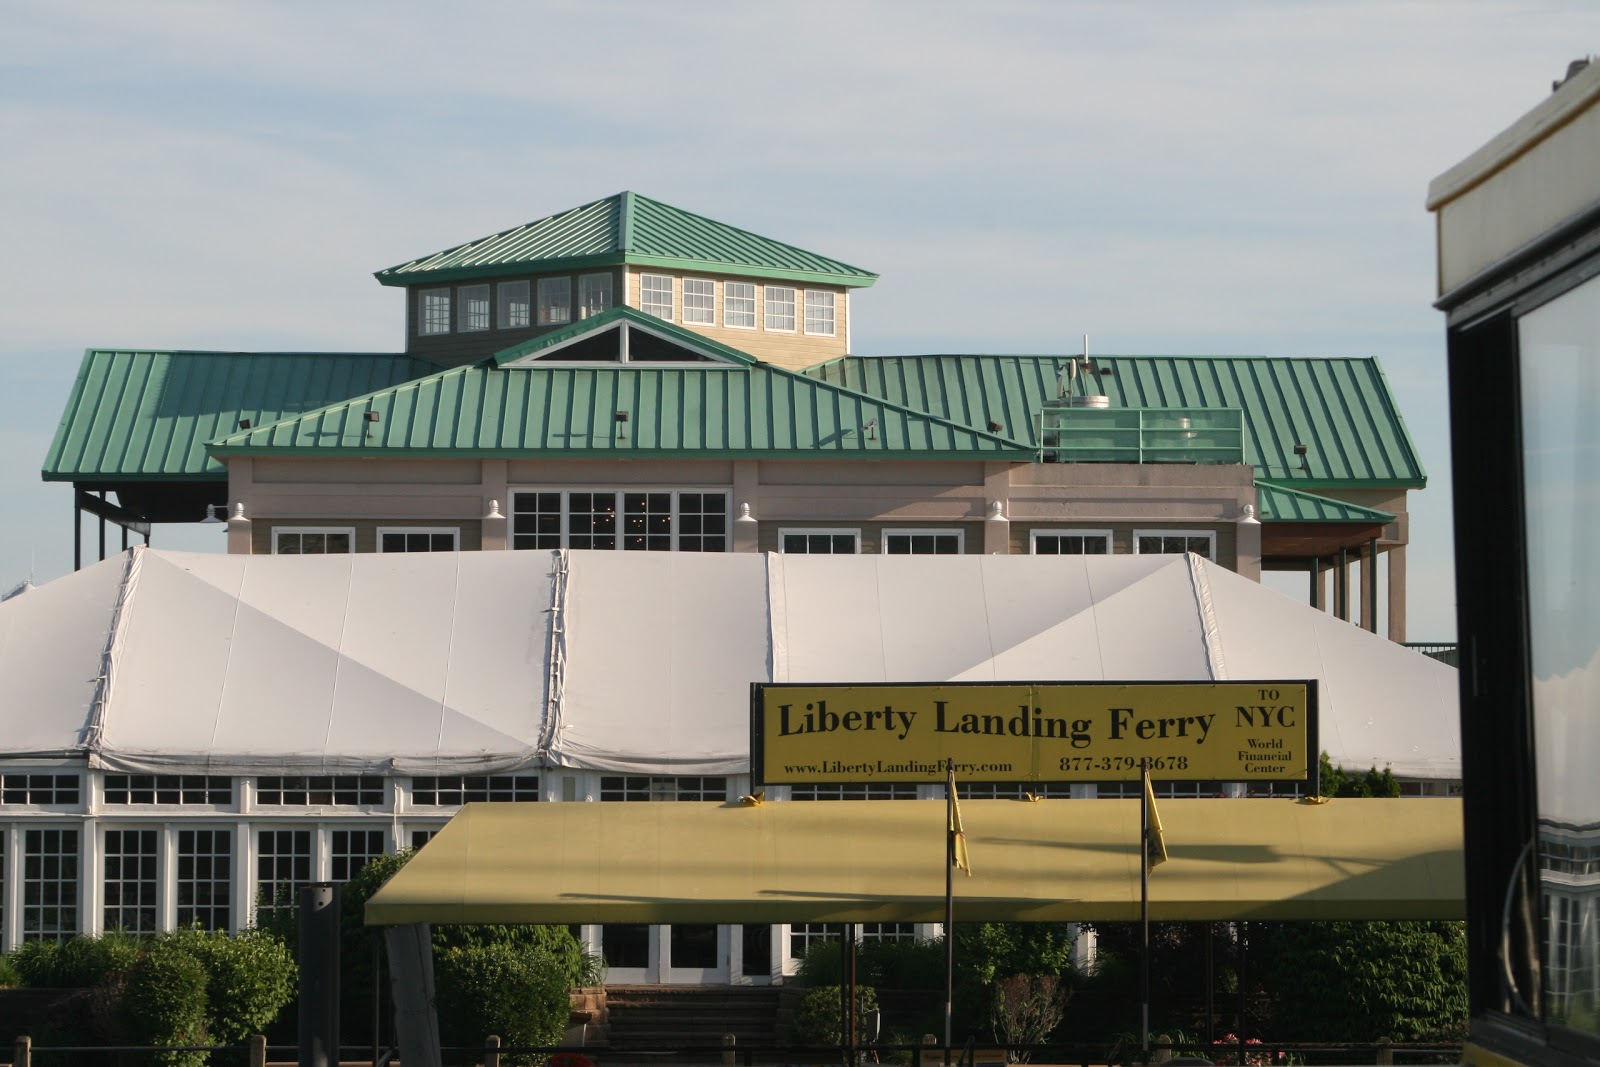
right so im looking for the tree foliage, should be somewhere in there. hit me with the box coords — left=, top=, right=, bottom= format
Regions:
left=1254, top=921, right=1467, bottom=1041
left=788, top=984, right=880, bottom=1047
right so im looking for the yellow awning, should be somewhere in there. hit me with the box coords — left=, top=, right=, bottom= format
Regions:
left=364, top=797, right=1464, bottom=926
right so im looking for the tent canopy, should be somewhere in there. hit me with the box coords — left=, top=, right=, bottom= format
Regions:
left=0, top=548, right=1459, bottom=779
left=363, top=796, right=1465, bottom=926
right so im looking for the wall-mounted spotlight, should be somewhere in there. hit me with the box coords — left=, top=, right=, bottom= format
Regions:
left=200, top=504, right=227, bottom=526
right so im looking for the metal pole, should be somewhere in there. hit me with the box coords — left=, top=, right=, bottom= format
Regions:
left=1140, top=759, right=1150, bottom=1061
left=848, top=923, right=859, bottom=1067
left=1205, top=922, right=1215, bottom=1045
left=299, top=883, right=341, bottom=1067
left=944, top=758, right=956, bottom=1061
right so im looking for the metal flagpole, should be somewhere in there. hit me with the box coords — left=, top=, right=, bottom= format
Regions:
left=1141, top=758, right=1151, bottom=1060
left=944, top=757, right=955, bottom=1060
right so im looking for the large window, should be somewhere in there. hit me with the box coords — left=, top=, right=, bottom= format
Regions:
left=724, top=282, right=756, bottom=329
left=410, top=775, right=540, bottom=805
left=1133, top=530, right=1215, bottom=559
left=640, top=274, right=674, bottom=320
left=538, top=277, right=572, bottom=326
left=459, top=285, right=490, bottom=332
left=378, top=528, right=459, bottom=553
left=600, top=777, right=726, bottom=802
left=803, top=290, right=835, bottom=336
left=580, top=273, right=613, bottom=319
left=764, top=286, right=796, bottom=331
left=419, top=289, right=450, bottom=335
left=1032, top=530, right=1111, bottom=555
left=1, top=773, right=80, bottom=806
left=790, top=783, right=919, bottom=800
left=510, top=491, right=727, bottom=552
left=331, top=829, right=386, bottom=882
left=883, top=530, right=963, bottom=555
left=273, top=528, right=353, bottom=555
left=682, top=278, right=715, bottom=325
left=781, top=529, right=861, bottom=554
left=177, top=829, right=232, bottom=931
left=255, top=828, right=311, bottom=923
left=23, top=828, right=78, bottom=941
left=105, top=774, right=232, bottom=806
left=103, top=828, right=158, bottom=933
left=499, top=281, right=531, bottom=328
left=256, top=776, right=384, bottom=806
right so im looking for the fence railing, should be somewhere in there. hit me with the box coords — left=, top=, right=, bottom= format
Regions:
left=1038, top=406, right=1246, bottom=465
left=1402, top=642, right=1459, bottom=668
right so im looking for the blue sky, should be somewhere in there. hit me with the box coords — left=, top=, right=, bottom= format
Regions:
left=3, top=0, right=1596, bottom=638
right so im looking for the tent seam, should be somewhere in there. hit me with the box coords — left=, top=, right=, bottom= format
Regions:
left=84, top=545, right=144, bottom=762
left=1187, top=553, right=1228, bottom=679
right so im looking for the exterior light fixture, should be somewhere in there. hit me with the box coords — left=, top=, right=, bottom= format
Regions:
left=736, top=503, right=757, bottom=524
left=1239, top=503, right=1260, bottom=525
left=483, top=499, right=505, bottom=521
left=200, top=504, right=227, bottom=525
left=987, top=501, right=1008, bottom=522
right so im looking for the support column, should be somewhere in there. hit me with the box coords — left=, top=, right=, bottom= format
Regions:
left=1309, top=557, right=1322, bottom=610
left=1364, top=537, right=1380, bottom=633
left=1234, top=505, right=1261, bottom=580
left=1387, top=544, right=1408, bottom=643
left=1336, top=547, right=1349, bottom=621
left=227, top=458, right=256, bottom=554
left=385, top=923, right=441, bottom=1067
left=481, top=459, right=509, bottom=550
left=732, top=459, right=761, bottom=553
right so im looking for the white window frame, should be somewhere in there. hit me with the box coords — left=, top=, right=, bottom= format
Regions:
left=418, top=288, right=450, bottom=335
left=682, top=278, right=716, bottom=325
left=881, top=529, right=965, bottom=555
left=498, top=280, right=531, bottom=329
left=375, top=527, right=461, bottom=553
left=764, top=285, right=796, bottom=332
left=537, top=277, right=572, bottom=326
left=1030, top=529, right=1114, bottom=555
left=458, top=285, right=491, bottom=332
left=272, top=527, right=356, bottom=555
left=1131, top=529, right=1216, bottom=560
left=580, top=273, right=613, bottom=319
left=778, top=528, right=862, bottom=554
left=803, top=290, right=836, bottom=337
left=724, top=281, right=756, bottom=329
left=640, top=273, right=674, bottom=321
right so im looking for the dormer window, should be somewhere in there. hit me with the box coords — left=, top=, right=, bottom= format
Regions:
left=459, top=285, right=490, bottom=332
left=641, top=274, right=674, bottom=320
left=683, top=278, right=715, bottom=325
left=498, top=281, right=531, bottom=328
left=725, top=282, right=756, bottom=329
left=765, top=286, right=796, bottom=332
left=580, top=273, right=612, bottom=318
left=538, top=278, right=572, bottom=326
left=419, top=289, right=450, bottom=335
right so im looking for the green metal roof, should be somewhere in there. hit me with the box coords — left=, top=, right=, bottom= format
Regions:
left=1255, top=480, right=1396, bottom=524
left=805, top=355, right=1426, bottom=489
left=491, top=305, right=759, bottom=367
left=208, top=339, right=1027, bottom=462
left=375, top=191, right=879, bottom=290
left=42, top=350, right=440, bottom=482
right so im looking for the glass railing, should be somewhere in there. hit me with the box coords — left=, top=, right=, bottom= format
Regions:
left=1037, top=405, right=1245, bottom=464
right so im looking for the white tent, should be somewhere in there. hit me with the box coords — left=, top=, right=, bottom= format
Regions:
left=0, top=547, right=1460, bottom=779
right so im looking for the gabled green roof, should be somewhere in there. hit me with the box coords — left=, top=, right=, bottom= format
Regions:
left=491, top=305, right=758, bottom=367
left=1255, top=480, right=1395, bottom=524
left=208, top=340, right=1027, bottom=462
left=375, top=191, right=879, bottom=290
left=805, top=355, right=1426, bottom=489
left=42, top=350, right=440, bottom=482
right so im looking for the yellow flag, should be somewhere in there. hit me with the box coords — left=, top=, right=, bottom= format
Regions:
left=950, top=779, right=972, bottom=876
left=1143, top=767, right=1168, bottom=872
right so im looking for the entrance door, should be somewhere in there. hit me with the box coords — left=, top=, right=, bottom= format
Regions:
left=664, top=923, right=728, bottom=983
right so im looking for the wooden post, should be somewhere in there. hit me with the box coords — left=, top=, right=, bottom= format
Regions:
left=14, top=1036, right=31, bottom=1067
left=485, top=1034, right=501, bottom=1067
left=723, top=1033, right=737, bottom=1067
left=249, top=1034, right=267, bottom=1067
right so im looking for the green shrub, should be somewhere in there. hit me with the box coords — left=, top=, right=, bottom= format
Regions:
left=433, top=940, right=574, bottom=1062
left=165, top=927, right=296, bottom=1044
left=789, top=984, right=879, bottom=1047
left=0, top=953, right=20, bottom=987
left=10, top=931, right=142, bottom=988
left=121, top=943, right=210, bottom=1067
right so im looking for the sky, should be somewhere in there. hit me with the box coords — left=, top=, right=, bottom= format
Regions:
left=2, top=0, right=1596, bottom=640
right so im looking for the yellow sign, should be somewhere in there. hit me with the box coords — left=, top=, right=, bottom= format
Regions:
left=751, top=681, right=1314, bottom=785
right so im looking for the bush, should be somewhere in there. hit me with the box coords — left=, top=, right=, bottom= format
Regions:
left=165, top=927, right=296, bottom=1044
left=121, top=943, right=211, bottom=1067
left=10, top=930, right=142, bottom=988
left=433, top=940, right=574, bottom=1062
left=0, top=953, right=20, bottom=987
left=788, top=984, right=879, bottom=1047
